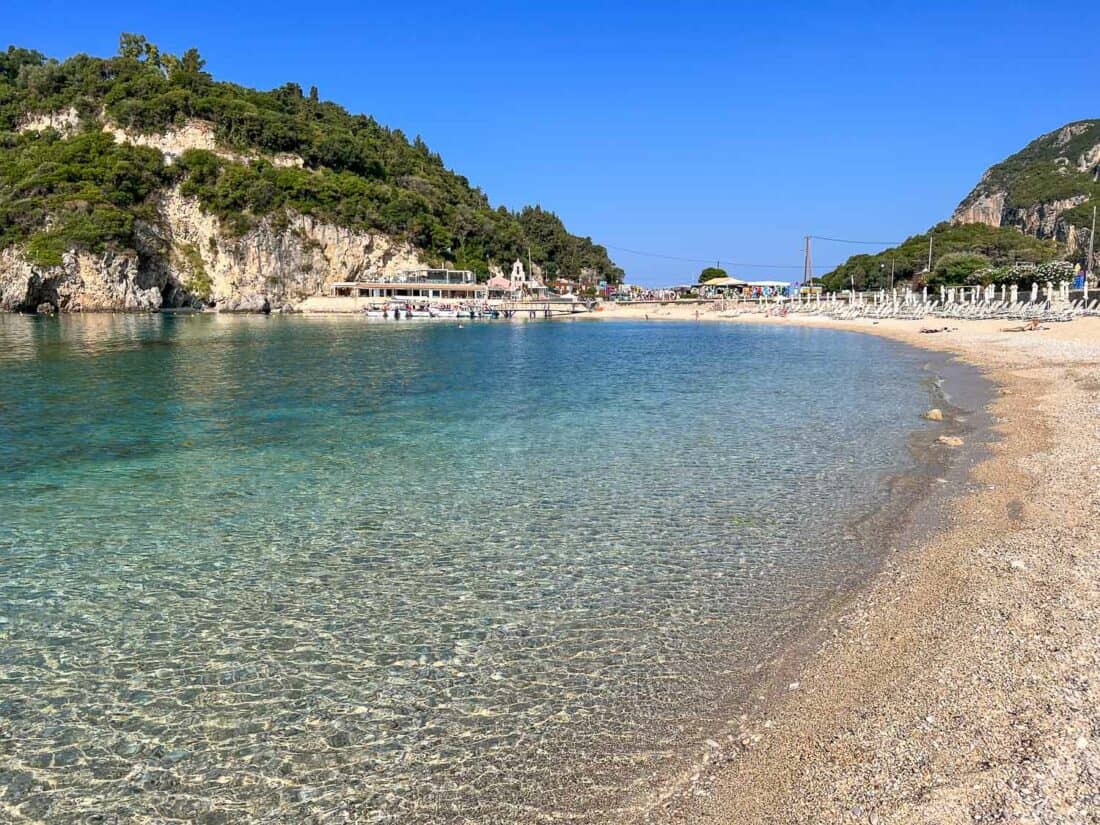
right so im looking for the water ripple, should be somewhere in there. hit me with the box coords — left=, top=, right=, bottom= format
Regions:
left=0, top=314, right=933, bottom=822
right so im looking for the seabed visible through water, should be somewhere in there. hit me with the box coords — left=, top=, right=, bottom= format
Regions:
left=0, top=313, right=974, bottom=822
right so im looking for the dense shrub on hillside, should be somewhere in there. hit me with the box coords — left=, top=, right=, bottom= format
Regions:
left=0, top=130, right=169, bottom=264
left=820, top=222, right=1059, bottom=291
left=0, top=37, right=623, bottom=281
left=929, top=252, right=991, bottom=287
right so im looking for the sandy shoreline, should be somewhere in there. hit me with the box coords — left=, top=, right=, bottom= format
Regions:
left=600, top=302, right=1100, bottom=823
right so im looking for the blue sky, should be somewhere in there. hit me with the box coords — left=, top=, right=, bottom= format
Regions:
left=6, top=1, right=1098, bottom=285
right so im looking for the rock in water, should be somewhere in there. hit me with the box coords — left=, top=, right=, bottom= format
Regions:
left=925, top=408, right=944, bottom=421
left=216, top=295, right=271, bottom=314
left=35, top=302, right=56, bottom=315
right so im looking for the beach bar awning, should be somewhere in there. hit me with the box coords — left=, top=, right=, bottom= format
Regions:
left=701, top=276, right=747, bottom=286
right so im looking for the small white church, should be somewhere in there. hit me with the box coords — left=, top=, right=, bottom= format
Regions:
left=486, top=259, right=549, bottom=299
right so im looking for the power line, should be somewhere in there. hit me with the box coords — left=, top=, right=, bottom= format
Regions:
left=603, top=245, right=720, bottom=264
left=604, top=244, right=844, bottom=270
left=810, top=235, right=902, bottom=246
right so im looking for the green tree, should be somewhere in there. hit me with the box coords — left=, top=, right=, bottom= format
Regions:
left=180, top=48, right=205, bottom=75
left=929, top=252, right=991, bottom=287
left=699, top=266, right=728, bottom=282
left=117, top=33, right=148, bottom=60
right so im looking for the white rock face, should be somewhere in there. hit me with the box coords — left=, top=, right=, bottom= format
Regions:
left=0, top=187, right=428, bottom=313
left=150, top=188, right=426, bottom=310
left=102, top=119, right=302, bottom=168
left=17, top=107, right=81, bottom=136
left=1076, top=141, right=1100, bottom=173
left=952, top=190, right=1006, bottom=228
left=0, top=247, right=163, bottom=312
left=19, top=109, right=301, bottom=168
left=953, top=191, right=1092, bottom=252
left=4, top=111, right=431, bottom=312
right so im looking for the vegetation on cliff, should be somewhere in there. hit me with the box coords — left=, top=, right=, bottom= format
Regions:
left=819, top=222, right=1058, bottom=291
left=0, top=37, right=623, bottom=281
left=0, top=130, right=169, bottom=265
left=959, top=119, right=1100, bottom=227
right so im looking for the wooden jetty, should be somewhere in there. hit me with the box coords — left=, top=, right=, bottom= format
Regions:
left=498, top=299, right=596, bottom=318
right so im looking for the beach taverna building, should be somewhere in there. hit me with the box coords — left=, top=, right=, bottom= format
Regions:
left=330, top=269, right=488, bottom=302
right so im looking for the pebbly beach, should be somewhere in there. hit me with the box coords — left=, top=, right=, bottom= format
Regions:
left=601, top=301, right=1100, bottom=823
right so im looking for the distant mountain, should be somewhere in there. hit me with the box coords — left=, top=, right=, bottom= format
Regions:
left=821, top=120, right=1097, bottom=292
left=0, top=35, right=622, bottom=312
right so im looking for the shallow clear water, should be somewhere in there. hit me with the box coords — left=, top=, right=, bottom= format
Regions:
left=0, top=314, right=937, bottom=823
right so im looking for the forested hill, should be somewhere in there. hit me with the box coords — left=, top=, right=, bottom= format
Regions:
left=821, top=119, right=1097, bottom=292
left=0, top=35, right=622, bottom=288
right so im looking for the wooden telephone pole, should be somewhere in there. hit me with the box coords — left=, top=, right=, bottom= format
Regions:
left=802, top=236, right=813, bottom=288
left=1088, top=204, right=1097, bottom=277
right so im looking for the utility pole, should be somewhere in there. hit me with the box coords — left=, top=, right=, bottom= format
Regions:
left=802, top=236, right=813, bottom=289
left=926, top=233, right=934, bottom=273
left=1088, top=204, right=1097, bottom=278
left=890, top=257, right=895, bottom=291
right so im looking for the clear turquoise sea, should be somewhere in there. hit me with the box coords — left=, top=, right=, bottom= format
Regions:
left=0, top=314, right=940, bottom=822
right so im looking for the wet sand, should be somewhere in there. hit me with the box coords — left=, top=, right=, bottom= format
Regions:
left=604, top=302, right=1100, bottom=823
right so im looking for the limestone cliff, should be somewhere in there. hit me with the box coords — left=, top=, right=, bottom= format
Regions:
left=951, top=120, right=1099, bottom=256
left=3, top=112, right=428, bottom=312
left=0, top=246, right=160, bottom=313
left=0, top=187, right=427, bottom=313
left=3, top=108, right=433, bottom=312
left=145, top=188, right=425, bottom=311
